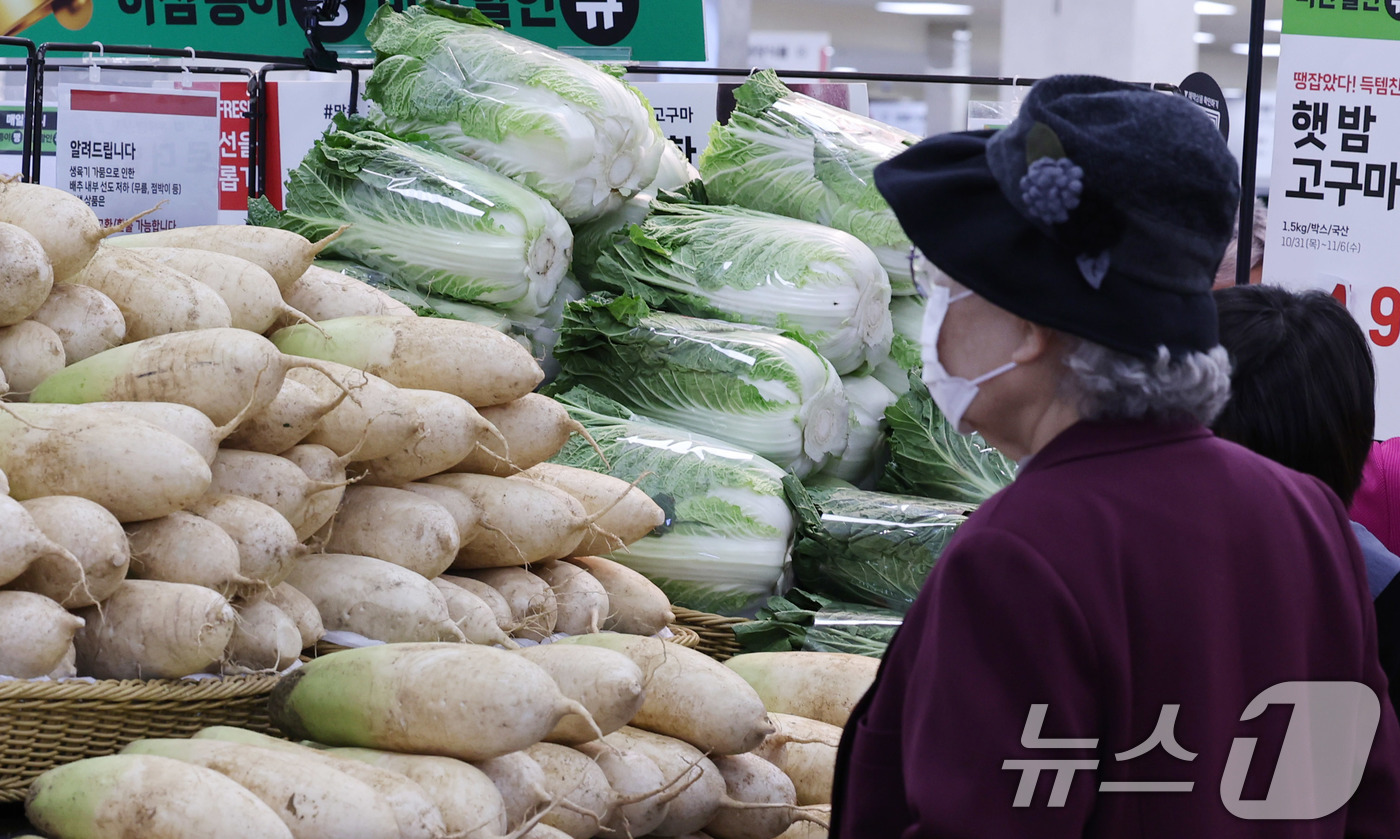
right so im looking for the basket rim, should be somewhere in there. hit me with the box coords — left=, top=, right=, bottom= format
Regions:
left=0, top=673, right=281, bottom=701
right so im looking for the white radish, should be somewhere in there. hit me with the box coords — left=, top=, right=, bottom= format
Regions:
left=724, top=653, right=879, bottom=728
left=268, top=642, right=602, bottom=761
left=356, top=389, right=502, bottom=487
left=0, top=404, right=211, bottom=522
left=574, top=741, right=673, bottom=839
left=74, top=580, right=236, bottom=679
left=27, top=282, right=125, bottom=362
left=26, top=754, right=295, bottom=839
left=110, top=224, right=347, bottom=290
left=752, top=714, right=840, bottom=806
left=567, top=556, right=676, bottom=636
left=452, top=394, right=589, bottom=477
left=281, top=443, right=354, bottom=540
left=78, top=400, right=237, bottom=465
left=0, top=495, right=80, bottom=588
left=120, top=737, right=400, bottom=839
left=474, top=752, right=552, bottom=833
left=191, top=728, right=448, bottom=839
left=532, top=560, right=609, bottom=636
left=458, top=567, right=558, bottom=642
left=130, top=246, right=314, bottom=333
left=402, top=482, right=482, bottom=548
left=188, top=494, right=304, bottom=589
left=289, top=361, right=419, bottom=461
left=706, top=754, right=824, bottom=839
left=425, top=474, right=592, bottom=568
left=281, top=264, right=416, bottom=323
left=223, top=377, right=343, bottom=454
left=205, top=449, right=347, bottom=530
left=125, top=512, right=251, bottom=595
left=433, top=578, right=518, bottom=648
left=272, top=315, right=543, bottom=408
left=602, top=727, right=726, bottom=838
left=520, top=463, right=665, bottom=556
left=516, top=643, right=645, bottom=744
left=48, top=642, right=77, bottom=679
left=250, top=582, right=325, bottom=649
left=319, top=486, right=461, bottom=579
left=30, top=328, right=331, bottom=426
left=328, top=747, right=507, bottom=839
left=285, top=554, right=463, bottom=643
left=442, top=574, right=517, bottom=634
left=558, top=634, right=774, bottom=755
left=67, top=245, right=232, bottom=341
left=9, top=496, right=128, bottom=607
left=0, top=181, right=155, bottom=281
left=0, top=221, right=54, bottom=327
left=0, top=320, right=64, bottom=399
left=524, top=743, right=611, bottom=839
left=223, top=598, right=302, bottom=671
left=0, top=592, right=85, bottom=678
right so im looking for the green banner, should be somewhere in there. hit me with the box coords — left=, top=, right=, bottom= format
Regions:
left=0, top=106, right=55, bottom=154
left=9, top=0, right=705, bottom=61
left=1283, top=0, right=1400, bottom=41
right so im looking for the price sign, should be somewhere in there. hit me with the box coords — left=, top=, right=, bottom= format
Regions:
left=1264, top=1, right=1400, bottom=437
left=259, top=79, right=362, bottom=211
left=56, top=85, right=219, bottom=231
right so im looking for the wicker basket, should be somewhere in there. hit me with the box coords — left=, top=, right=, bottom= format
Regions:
left=672, top=607, right=749, bottom=661
left=0, top=675, right=281, bottom=803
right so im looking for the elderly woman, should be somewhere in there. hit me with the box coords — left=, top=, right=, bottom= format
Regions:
left=831, top=76, right=1400, bottom=837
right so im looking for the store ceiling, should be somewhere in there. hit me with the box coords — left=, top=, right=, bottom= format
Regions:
left=799, top=0, right=1285, bottom=55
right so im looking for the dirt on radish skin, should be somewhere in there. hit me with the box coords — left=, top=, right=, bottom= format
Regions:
left=355, top=389, right=499, bottom=487
left=451, top=393, right=582, bottom=477
left=565, top=556, right=675, bottom=636
left=519, top=463, right=665, bottom=556
left=531, top=560, right=608, bottom=636
left=402, top=483, right=482, bottom=548
left=441, top=574, right=516, bottom=634
left=0, top=495, right=82, bottom=589
left=74, top=580, right=236, bottom=679
left=473, top=751, right=551, bottom=833
left=246, top=583, right=325, bottom=649
left=286, top=554, right=463, bottom=644
left=28, top=283, right=124, bottom=362
left=280, top=264, right=415, bottom=324
left=288, top=362, right=419, bottom=461
left=9, top=496, right=129, bottom=608
left=224, top=598, right=302, bottom=672
left=515, top=643, right=644, bottom=744
left=0, top=221, right=54, bottom=327
left=279, top=444, right=353, bottom=540
left=0, top=181, right=146, bottom=282
left=433, top=578, right=517, bottom=648
left=319, top=486, right=461, bottom=579
left=0, top=592, right=85, bottom=678
left=205, top=448, right=344, bottom=532
left=67, top=245, right=233, bottom=341
left=109, top=223, right=346, bottom=291
left=0, top=320, right=65, bottom=399
left=456, top=567, right=558, bottom=642
left=424, top=474, right=591, bottom=568
left=752, top=714, right=840, bottom=807
left=224, top=377, right=343, bottom=454
left=189, top=494, right=304, bottom=590
left=125, top=512, right=252, bottom=595
left=523, top=743, right=612, bottom=839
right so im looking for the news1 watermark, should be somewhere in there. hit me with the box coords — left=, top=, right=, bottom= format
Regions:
left=1003, top=682, right=1384, bottom=820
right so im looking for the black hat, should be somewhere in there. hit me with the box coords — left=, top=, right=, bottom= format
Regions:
left=875, top=74, right=1241, bottom=359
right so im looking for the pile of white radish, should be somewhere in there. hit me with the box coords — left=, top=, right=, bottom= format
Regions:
left=27, top=637, right=837, bottom=839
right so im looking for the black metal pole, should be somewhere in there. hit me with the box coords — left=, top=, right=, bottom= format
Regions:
left=1236, top=0, right=1268, bottom=285
left=626, top=64, right=1176, bottom=92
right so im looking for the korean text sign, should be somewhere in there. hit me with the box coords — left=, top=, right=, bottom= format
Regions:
left=1264, top=0, right=1400, bottom=438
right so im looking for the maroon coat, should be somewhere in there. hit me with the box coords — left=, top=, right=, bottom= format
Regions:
left=832, top=420, right=1400, bottom=838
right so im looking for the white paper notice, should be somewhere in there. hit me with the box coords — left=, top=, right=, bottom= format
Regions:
left=56, top=85, right=219, bottom=231
left=1265, top=33, right=1400, bottom=437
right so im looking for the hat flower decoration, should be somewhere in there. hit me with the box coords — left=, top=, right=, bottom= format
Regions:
left=1018, top=122, right=1110, bottom=289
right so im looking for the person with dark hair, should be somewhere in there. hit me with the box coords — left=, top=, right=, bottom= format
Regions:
left=830, top=75, right=1400, bottom=839
left=1212, top=285, right=1400, bottom=714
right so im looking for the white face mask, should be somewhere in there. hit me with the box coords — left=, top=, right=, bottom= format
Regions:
left=921, top=285, right=1018, bottom=435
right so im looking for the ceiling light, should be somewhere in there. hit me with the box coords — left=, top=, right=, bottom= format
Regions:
left=1194, top=2, right=1237, bottom=14
left=875, top=2, right=974, bottom=15
left=1232, top=42, right=1281, bottom=57
left=1264, top=18, right=1282, bottom=31
left=1194, top=32, right=1217, bottom=44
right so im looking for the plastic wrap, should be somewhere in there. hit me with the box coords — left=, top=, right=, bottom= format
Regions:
left=572, top=184, right=894, bottom=376
left=880, top=375, right=1018, bottom=504
left=549, top=387, right=795, bottom=617
left=734, top=590, right=902, bottom=658
left=363, top=1, right=666, bottom=222
left=817, top=374, right=898, bottom=488
left=785, top=476, right=971, bottom=612
left=554, top=294, right=850, bottom=478
left=698, top=70, right=920, bottom=290
left=250, top=116, right=572, bottom=319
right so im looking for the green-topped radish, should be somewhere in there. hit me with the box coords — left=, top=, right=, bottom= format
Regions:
left=556, top=634, right=774, bottom=755
left=27, top=282, right=124, bottom=362
left=120, top=737, right=400, bottom=839
left=30, top=328, right=332, bottom=426
left=356, top=389, right=503, bottom=487
left=531, top=560, right=608, bottom=637
left=109, top=223, right=347, bottom=290
left=130, top=246, right=315, bottom=333
left=452, top=394, right=591, bottom=477
left=73, top=580, right=235, bottom=679
left=125, top=512, right=251, bottom=595
left=189, top=495, right=304, bottom=589
left=0, top=221, right=53, bottom=327
left=0, top=320, right=64, bottom=399
left=0, top=405, right=211, bottom=522
left=67, top=245, right=232, bottom=341
left=457, top=567, right=557, bottom=642
left=223, top=377, right=344, bottom=454
left=565, top=556, right=675, bottom=636
left=319, top=486, right=461, bottom=579
left=284, top=554, right=462, bottom=644
left=10, top=496, right=129, bottom=607
left=515, top=643, right=644, bottom=744
left=268, top=642, right=602, bottom=761
left=433, top=578, right=518, bottom=648
left=281, top=264, right=415, bottom=323
left=224, top=598, right=302, bottom=672
left=724, top=653, right=878, bottom=728
left=25, top=754, right=294, bottom=839
left=271, top=315, right=543, bottom=408
left=0, top=592, right=85, bottom=678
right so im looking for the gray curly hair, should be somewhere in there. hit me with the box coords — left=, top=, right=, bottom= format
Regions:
left=1062, top=340, right=1233, bottom=425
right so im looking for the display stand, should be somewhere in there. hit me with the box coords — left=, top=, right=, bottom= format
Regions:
left=0, top=37, right=37, bottom=183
